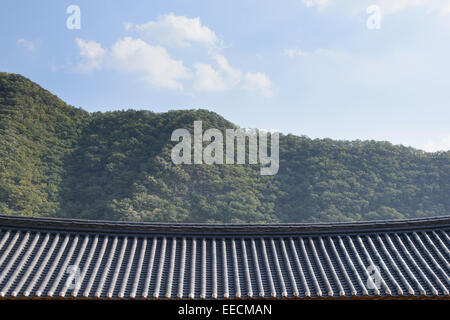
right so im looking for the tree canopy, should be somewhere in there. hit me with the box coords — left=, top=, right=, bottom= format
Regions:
left=0, top=72, right=448, bottom=223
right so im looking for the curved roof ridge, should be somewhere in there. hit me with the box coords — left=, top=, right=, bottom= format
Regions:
left=0, top=214, right=449, bottom=235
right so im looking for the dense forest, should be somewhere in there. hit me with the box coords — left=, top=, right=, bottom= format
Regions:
left=0, top=72, right=449, bottom=223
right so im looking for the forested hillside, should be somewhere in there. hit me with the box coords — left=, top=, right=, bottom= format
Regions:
left=0, top=73, right=449, bottom=223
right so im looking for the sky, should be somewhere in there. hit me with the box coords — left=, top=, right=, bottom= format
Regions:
left=1, top=0, right=450, bottom=151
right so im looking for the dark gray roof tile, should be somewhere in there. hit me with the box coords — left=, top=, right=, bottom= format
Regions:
left=0, top=215, right=449, bottom=299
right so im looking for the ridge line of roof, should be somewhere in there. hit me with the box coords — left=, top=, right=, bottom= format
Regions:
left=0, top=214, right=449, bottom=235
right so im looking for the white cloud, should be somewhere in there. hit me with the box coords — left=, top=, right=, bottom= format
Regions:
left=284, top=48, right=311, bottom=58
left=123, top=22, right=133, bottom=31
left=212, top=54, right=242, bottom=86
left=76, top=38, right=106, bottom=59
left=193, top=54, right=276, bottom=96
left=375, top=0, right=450, bottom=16
left=242, top=72, right=274, bottom=97
left=132, top=13, right=219, bottom=48
left=193, top=54, right=243, bottom=92
left=193, top=63, right=228, bottom=92
left=110, top=37, right=190, bottom=90
left=75, top=38, right=106, bottom=72
left=16, top=39, right=37, bottom=52
left=284, top=47, right=334, bottom=58
left=72, top=14, right=273, bottom=96
left=75, top=37, right=189, bottom=90
left=301, top=0, right=332, bottom=10
left=422, top=134, right=450, bottom=152
left=302, top=0, right=450, bottom=16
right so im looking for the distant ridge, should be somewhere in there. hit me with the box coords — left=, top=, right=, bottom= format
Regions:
left=0, top=72, right=449, bottom=223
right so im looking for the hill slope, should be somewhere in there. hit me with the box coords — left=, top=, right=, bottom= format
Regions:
left=0, top=73, right=449, bottom=223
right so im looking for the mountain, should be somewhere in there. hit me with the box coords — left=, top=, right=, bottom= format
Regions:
left=0, top=72, right=449, bottom=223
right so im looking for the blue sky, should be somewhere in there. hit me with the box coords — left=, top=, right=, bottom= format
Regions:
left=1, top=0, right=450, bottom=151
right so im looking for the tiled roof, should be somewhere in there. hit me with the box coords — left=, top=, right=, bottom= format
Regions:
left=0, top=215, right=449, bottom=299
